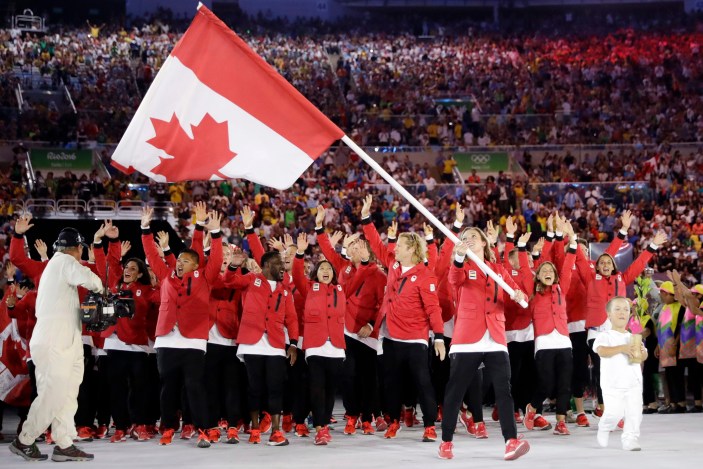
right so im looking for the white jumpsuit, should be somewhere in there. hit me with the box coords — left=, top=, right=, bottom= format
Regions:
left=18, top=251, right=103, bottom=449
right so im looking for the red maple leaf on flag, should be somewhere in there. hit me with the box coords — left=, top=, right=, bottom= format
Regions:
left=147, top=113, right=235, bottom=181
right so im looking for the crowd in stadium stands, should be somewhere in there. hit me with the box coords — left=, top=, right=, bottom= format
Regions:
left=0, top=9, right=702, bottom=146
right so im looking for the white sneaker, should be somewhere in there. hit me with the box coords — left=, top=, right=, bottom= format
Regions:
left=622, top=438, right=641, bottom=451
left=597, top=430, right=610, bottom=448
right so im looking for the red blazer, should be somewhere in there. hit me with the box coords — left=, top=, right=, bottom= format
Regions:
left=448, top=257, right=524, bottom=346
left=7, top=289, right=37, bottom=342
left=503, top=238, right=533, bottom=332
left=100, top=281, right=156, bottom=346
left=209, top=274, right=241, bottom=340
left=224, top=270, right=299, bottom=349
left=343, top=262, right=386, bottom=335
left=317, top=229, right=386, bottom=335
left=292, top=255, right=346, bottom=349
left=585, top=245, right=655, bottom=329
left=521, top=248, right=576, bottom=338
left=143, top=229, right=222, bottom=340
left=363, top=219, right=444, bottom=341
left=562, top=233, right=622, bottom=324
left=435, top=226, right=461, bottom=324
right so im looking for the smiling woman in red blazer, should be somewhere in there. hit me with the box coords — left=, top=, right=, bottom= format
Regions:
left=292, top=233, right=346, bottom=446
left=439, top=226, right=529, bottom=462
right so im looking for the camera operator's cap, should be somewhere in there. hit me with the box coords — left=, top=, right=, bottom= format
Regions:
left=54, top=227, right=88, bottom=249
left=690, top=284, right=703, bottom=296
left=659, top=281, right=675, bottom=295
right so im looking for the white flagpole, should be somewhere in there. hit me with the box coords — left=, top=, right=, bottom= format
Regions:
left=341, top=135, right=528, bottom=308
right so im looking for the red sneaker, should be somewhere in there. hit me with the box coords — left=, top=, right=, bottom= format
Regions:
left=344, top=416, right=358, bottom=435
left=474, top=422, right=488, bottom=439
left=524, top=404, right=537, bottom=430
left=314, top=429, right=328, bottom=446
left=76, top=426, right=94, bottom=442
left=330, top=417, right=338, bottom=424
left=180, top=424, right=196, bottom=440
left=95, top=425, right=108, bottom=440
left=617, top=419, right=624, bottom=430
left=208, top=427, right=221, bottom=443
left=375, top=416, right=388, bottom=432
left=491, top=406, right=499, bottom=421
left=45, top=431, right=54, bottom=445
left=226, top=427, right=240, bottom=444
left=576, top=413, right=590, bottom=427
left=282, top=414, right=293, bottom=433
left=196, top=429, right=211, bottom=448
left=294, top=424, right=310, bottom=437
left=322, top=426, right=332, bottom=443
left=159, top=429, right=175, bottom=446
left=403, top=407, right=416, bottom=428
left=514, top=411, right=524, bottom=424
left=438, top=441, right=454, bottom=460
left=459, top=408, right=474, bottom=435
left=422, top=426, right=437, bottom=442
left=593, top=407, right=603, bottom=418
left=362, top=421, right=374, bottom=435
left=554, top=421, right=570, bottom=436
left=384, top=420, right=401, bottom=439
left=218, top=419, right=228, bottom=431
left=533, top=416, right=552, bottom=431
left=268, top=430, right=289, bottom=446
left=134, top=425, right=150, bottom=441
left=109, top=430, right=126, bottom=443
left=437, top=405, right=443, bottom=423
left=504, top=436, right=530, bottom=461
left=248, top=429, right=261, bottom=444
left=259, top=412, right=272, bottom=434
left=146, top=425, right=157, bottom=439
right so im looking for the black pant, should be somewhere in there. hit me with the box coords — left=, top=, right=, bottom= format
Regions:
left=95, top=355, right=111, bottom=427
left=664, top=365, right=685, bottom=403
left=570, top=331, right=589, bottom=399
left=679, top=358, right=702, bottom=401
left=107, top=350, right=149, bottom=430
left=431, top=337, right=452, bottom=408
left=531, top=348, right=573, bottom=415
left=157, top=347, right=211, bottom=430
left=507, top=340, right=535, bottom=412
left=383, top=339, right=437, bottom=426
left=462, top=367, right=484, bottom=421
left=587, top=338, right=604, bottom=405
left=343, top=336, right=379, bottom=423
left=205, top=344, right=242, bottom=426
left=243, top=354, right=287, bottom=415
left=75, top=344, right=96, bottom=427
left=442, top=351, right=516, bottom=442
left=288, top=350, right=310, bottom=423
left=307, top=356, right=343, bottom=427
left=146, top=354, right=161, bottom=425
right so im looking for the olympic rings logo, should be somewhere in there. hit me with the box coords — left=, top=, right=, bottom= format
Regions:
left=470, top=154, right=490, bottom=164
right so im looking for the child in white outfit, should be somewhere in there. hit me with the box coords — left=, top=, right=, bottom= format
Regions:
left=592, top=296, right=647, bottom=451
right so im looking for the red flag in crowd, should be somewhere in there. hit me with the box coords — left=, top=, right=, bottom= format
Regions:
left=111, top=5, right=344, bottom=190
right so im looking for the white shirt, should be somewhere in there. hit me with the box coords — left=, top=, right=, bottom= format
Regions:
left=104, top=333, right=149, bottom=353
left=208, top=324, right=236, bottom=347
left=154, top=326, right=207, bottom=352
left=32, top=251, right=103, bottom=350
left=534, top=330, right=572, bottom=353
left=592, top=329, right=643, bottom=391
left=450, top=330, right=508, bottom=354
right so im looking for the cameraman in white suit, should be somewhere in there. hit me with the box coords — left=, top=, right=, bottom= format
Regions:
left=10, top=228, right=103, bottom=462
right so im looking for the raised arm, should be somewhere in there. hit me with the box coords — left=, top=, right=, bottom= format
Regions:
left=360, top=195, right=393, bottom=268
left=292, top=233, right=310, bottom=298
left=516, top=232, right=535, bottom=293
left=622, top=230, right=667, bottom=285
left=10, top=213, right=46, bottom=282
left=203, top=211, right=224, bottom=284
left=190, top=201, right=208, bottom=261
left=140, top=207, right=171, bottom=281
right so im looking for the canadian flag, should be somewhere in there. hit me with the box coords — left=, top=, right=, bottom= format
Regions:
left=111, top=5, right=344, bottom=190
